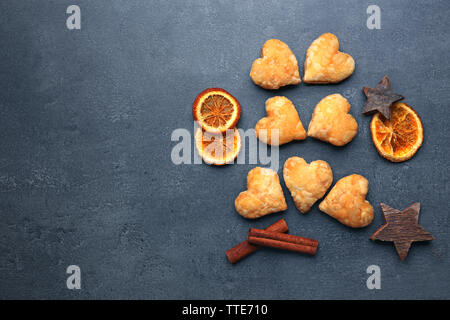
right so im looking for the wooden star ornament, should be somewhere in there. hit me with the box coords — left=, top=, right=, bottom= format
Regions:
left=370, top=203, right=434, bottom=261
left=362, top=75, right=404, bottom=120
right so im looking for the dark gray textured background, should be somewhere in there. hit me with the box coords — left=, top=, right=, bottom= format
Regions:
left=0, top=0, right=449, bottom=299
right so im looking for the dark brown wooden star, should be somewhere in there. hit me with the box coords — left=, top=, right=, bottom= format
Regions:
left=370, top=202, right=434, bottom=261
left=362, top=75, right=404, bottom=120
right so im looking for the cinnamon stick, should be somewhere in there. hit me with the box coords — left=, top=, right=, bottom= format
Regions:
left=225, top=219, right=288, bottom=264
left=247, top=228, right=318, bottom=256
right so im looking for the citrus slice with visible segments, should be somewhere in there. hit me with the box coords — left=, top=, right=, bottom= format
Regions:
left=370, top=102, right=423, bottom=162
left=193, top=88, right=241, bottom=133
left=194, top=128, right=241, bottom=165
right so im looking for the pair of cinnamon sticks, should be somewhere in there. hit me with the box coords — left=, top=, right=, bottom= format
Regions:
left=226, top=218, right=318, bottom=264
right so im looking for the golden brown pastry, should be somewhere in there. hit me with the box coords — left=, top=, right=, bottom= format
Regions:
left=319, top=174, right=374, bottom=228
left=304, top=33, right=355, bottom=84
left=235, top=167, right=287, bottom=219
left=250, top=39, right=301, bottom=90
left=307, top=94, right=358, bottom=146
left=283, top=157, right=333, bottom=214
left=255, top=96, right=306, bottom=146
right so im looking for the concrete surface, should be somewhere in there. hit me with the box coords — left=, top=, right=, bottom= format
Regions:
left=0, top=0, right=449, bottom=299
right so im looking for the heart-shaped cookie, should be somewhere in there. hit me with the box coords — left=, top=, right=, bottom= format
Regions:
left=304, top=33, right=355, bottom=84
left=283, top=157, right=333, bottom=214
left=250, top=39, right=301, bottom=90
left=235, top=167, right=287, bottom=219
left=255, top=96, right=306, bottom=146
left=319, top=174, right=374, bottom=228
left=307, top=94, right=358, bottom=146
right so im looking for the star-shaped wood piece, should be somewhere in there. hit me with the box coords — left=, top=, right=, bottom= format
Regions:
left=362, top=75, right=404, bottom=120
left=370, top=202, right=434, bottom=261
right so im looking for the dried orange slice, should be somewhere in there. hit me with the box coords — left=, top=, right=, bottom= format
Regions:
left=194, top=128, right=241, bottom=165
left=370, top=102, right=423, bottom=162
left=193, top=88, right=241, bottom=133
